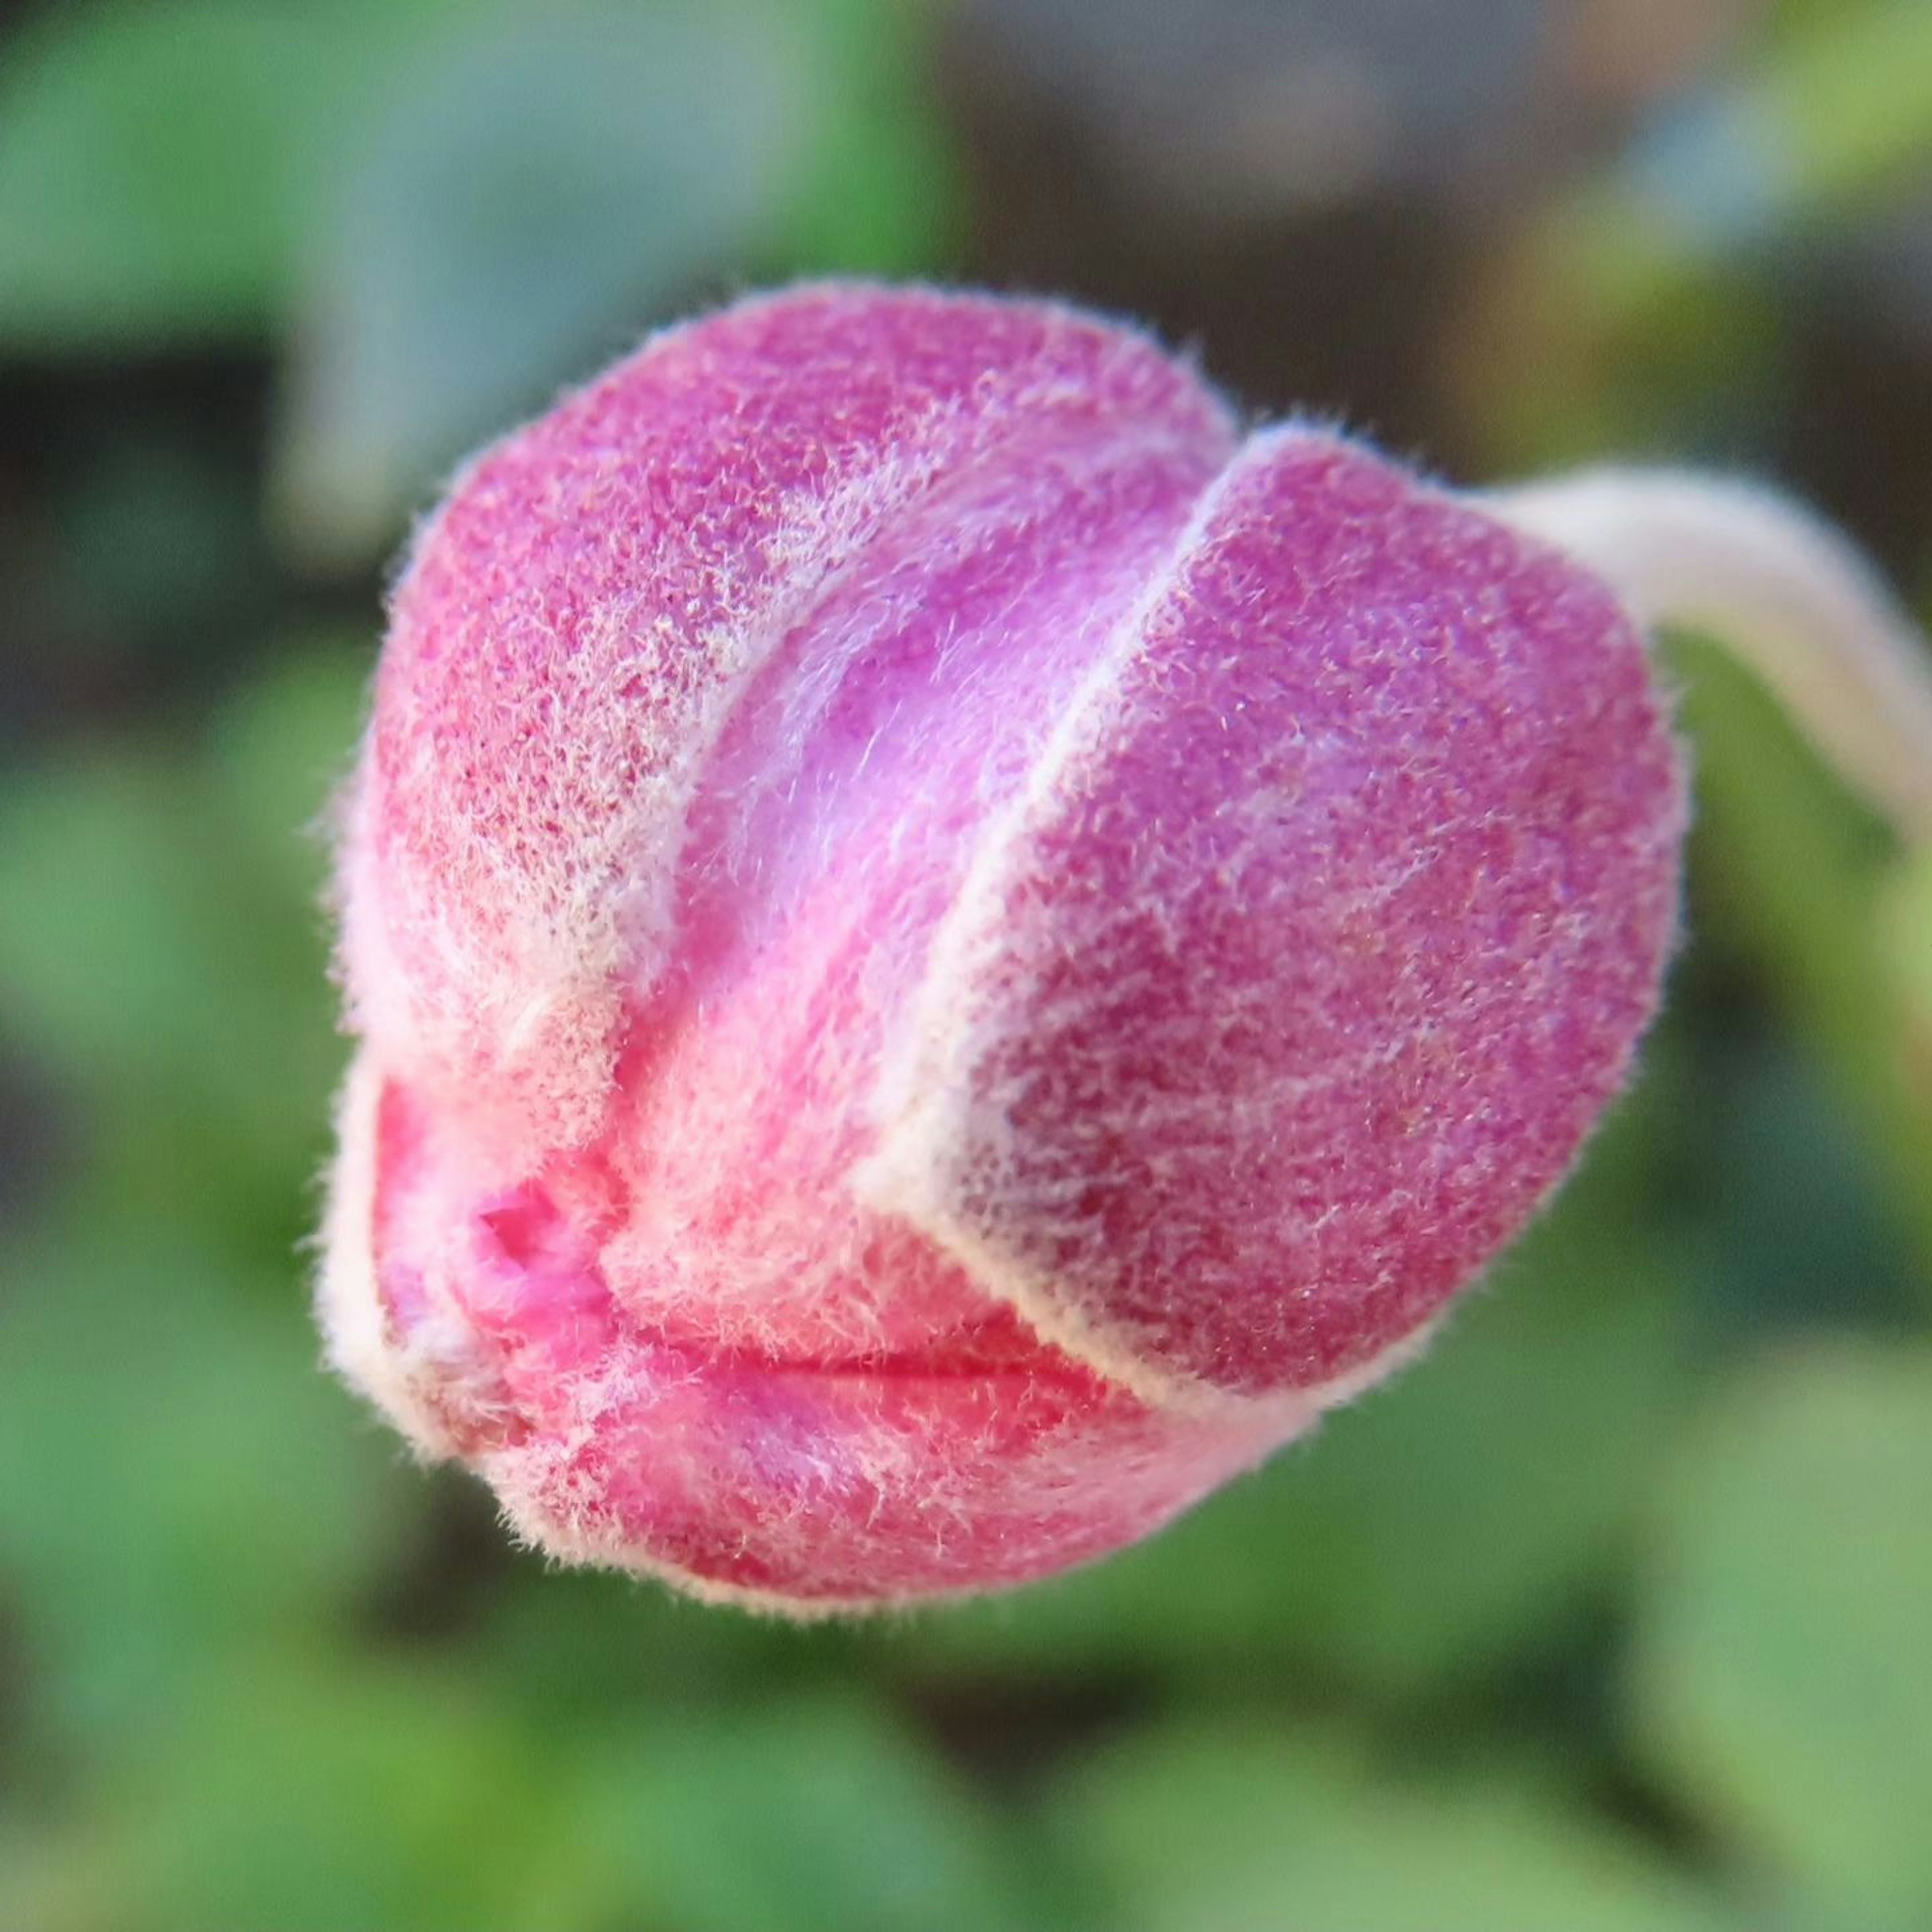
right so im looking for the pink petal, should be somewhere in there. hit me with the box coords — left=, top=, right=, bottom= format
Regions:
left=319, top=284, right=1684, bottom=1609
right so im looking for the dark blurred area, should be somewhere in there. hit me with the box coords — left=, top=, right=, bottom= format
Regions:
left=3, top=3, right=1932, bottom=1928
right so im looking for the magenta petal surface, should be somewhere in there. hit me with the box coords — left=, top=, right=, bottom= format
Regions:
left=318, top=283, right=1685, bottom=1609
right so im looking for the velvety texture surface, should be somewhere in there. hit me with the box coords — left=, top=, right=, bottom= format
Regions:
left=319, top=283, right=1686, bottom=1609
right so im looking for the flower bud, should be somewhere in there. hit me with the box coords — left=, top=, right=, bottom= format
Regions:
left=319, top=284, right=1684, bottom=1611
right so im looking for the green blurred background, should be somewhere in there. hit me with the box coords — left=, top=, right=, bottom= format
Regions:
left=3, top=2, right=1931, bottom=1927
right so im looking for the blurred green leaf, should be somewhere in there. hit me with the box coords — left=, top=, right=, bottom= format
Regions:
left=1056, top=1722, right=1740, bottom=1932
left=529, top=1695, right=1063, bottom=1932
left=203, top=634, right=370, bottom=904
left=0, top=743, right=328, bottom=1221
left=4, top=1671, right=1059, bottom=1932
left=1666, top=631, right=1932, bottom=1294
left=1628, top=1340, right=1932, bottom=1922
left=270, top=0, right=960, bottom=563
left=1691, top=1038, right=1925, bottom=1337
left=0, top=648, right=366, bottom=1241
left=1884, top=841, right=1932, bottom=1076
left=0, top=1234, right=416, bottom=1747
left=467, top=1558, right=861, bottom=1722
left=269, top=0, right=813, bottom=563
left=3, top=1660, right=563, bottom=1932
left=756, top=0, right=961, bottom=278
left=0, top=0, right=462, bottom=349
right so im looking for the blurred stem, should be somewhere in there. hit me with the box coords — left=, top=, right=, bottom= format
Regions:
left=1493, top=467, right=1932, bottom=1291
left=1491, top=470, right=1932, bottom=845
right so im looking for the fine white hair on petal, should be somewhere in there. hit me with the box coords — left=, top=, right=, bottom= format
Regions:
left=1490, top=469, right=1932, bottom=843
left=853, top=434, right=1264, bottom=1408
left=474, top=1312, right=1439, bottom=1619
left=315, top=1050, right=459, bottom=1460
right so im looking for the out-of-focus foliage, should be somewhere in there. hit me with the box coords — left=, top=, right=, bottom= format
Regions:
left=0, top=0, right=955, bottom=557
left=1059, top=1725, right=1740, bottom=1932
left=1, top=2, right=1929, bottom=1928
left=272, top=0, right=954, bottom=560
left=0, top=2, right=457, bottom=345
left=1630, top=1342, right=1932, bottom=1923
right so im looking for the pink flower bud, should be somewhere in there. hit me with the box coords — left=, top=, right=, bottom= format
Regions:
left=318, top=283, right=1684, bottom=1612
